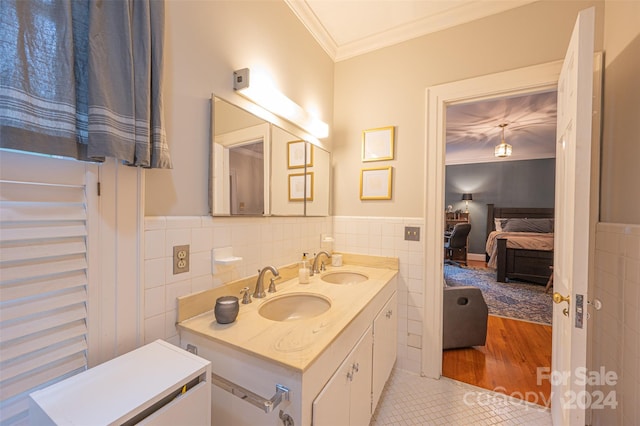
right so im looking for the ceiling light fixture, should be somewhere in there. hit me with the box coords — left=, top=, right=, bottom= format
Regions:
left=494, top=123, right=512, bottom=158
left=233, top=68, right=329, bottom=139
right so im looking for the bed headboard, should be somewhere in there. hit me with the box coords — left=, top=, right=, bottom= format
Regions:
left=486, top=204, right=555, bottom=240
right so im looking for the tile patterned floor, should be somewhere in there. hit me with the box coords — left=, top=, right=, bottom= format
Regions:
left=371, top=368, right=552, bottom=425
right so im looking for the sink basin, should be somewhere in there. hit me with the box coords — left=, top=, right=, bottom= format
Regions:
left=259, top=293, right=331, bottom=322
left=321, top=271, right=368, bottom=285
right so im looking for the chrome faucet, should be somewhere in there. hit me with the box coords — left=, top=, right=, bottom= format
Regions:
left=310, top=251, right=331, bottom=276
left=254, top=266, right=279, bottom=298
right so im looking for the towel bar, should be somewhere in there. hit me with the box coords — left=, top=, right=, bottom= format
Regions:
left=211, top=372, right=289, bottom=413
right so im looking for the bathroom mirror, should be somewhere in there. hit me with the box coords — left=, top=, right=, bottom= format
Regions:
left=305, top=145, right=330, bottom=216
left=211, top=96, right=330, bottom=216
left=211, top=97, right=270, bottom=215
left=270, top=126, right=305, bottom=216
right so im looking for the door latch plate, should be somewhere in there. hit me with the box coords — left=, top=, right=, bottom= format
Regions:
left=575, top=294, right=584, bottom=328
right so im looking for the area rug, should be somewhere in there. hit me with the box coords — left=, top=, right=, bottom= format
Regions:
left=444, top=264, right=553, bottom=325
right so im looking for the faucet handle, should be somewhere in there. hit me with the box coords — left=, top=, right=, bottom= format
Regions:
left=320, top=261, right=326, bottom=272
left=268, top=276, right=281, bottom=293
left=240, top=287, right=252, bottom=304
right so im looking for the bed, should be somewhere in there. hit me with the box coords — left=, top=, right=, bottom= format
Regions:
left=485, top=204, right=554, bottom=285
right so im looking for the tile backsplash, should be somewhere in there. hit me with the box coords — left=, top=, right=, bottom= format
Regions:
left=143, top=214, right=423, bottom=375
left=143, top=216, right=331, bottom=346
left=143, top=216, right=639, bottom=396
left=592, top=223, right=639, bottom=425
left=333, top=216, right=425, bottom=373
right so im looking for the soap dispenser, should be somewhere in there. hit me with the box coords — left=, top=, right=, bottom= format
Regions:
left=299, top=253, right=310, bottom=284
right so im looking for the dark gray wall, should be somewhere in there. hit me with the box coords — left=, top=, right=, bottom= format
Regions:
left=445, top=158, right=556, bottom=255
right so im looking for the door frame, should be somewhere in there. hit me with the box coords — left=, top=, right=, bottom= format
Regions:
left=421, top=60, right=563, bottom=378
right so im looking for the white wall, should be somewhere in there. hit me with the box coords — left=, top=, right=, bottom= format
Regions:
left=141, top=0, right=337, bottom=347
left=332, top=0, right=603, bottom=218
left=145, top=0, right=334, bottom=216
left=137, top=0, right=640, bottom=399
left=600, top=0, right=640, bottom=224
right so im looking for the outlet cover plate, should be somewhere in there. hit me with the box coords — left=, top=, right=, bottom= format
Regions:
left=173, top=244, right=190, bottom=274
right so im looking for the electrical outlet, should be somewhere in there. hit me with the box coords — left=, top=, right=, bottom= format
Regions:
left=173, top=245, right=190, bottom=274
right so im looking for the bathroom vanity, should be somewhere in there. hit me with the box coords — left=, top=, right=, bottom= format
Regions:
left=177, top=254, right=398, bottom=425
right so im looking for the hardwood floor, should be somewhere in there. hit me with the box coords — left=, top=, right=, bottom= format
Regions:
left=443, top=259, right=553, bottom=407
left=442, top=315, right=552, bottom=406
left=466, top=259, right=488, bottom=269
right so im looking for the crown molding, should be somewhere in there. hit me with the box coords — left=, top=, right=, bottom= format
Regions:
left=284, top=0, right=338, bottom=60
left=287, top=0, right=537, bottom=62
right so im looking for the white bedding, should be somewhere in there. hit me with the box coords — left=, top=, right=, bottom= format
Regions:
left=485, top=231, right=554, bottom=269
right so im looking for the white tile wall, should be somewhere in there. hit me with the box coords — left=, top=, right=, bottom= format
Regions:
left=592, top=223, right=640, bottom=425
left=143, top=215, right=331, bottom=345
left=333, top=216, right=425, bottom=374
left=143, top=214, right=421, bottom=374
left=141, top=215, right=639, bottom=422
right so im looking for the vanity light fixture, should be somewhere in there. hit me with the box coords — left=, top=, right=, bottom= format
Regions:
left=233, top=68, right=329, bottom=139
left=494, top=123, right=512, bottom=158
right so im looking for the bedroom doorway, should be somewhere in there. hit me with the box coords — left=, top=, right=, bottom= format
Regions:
left=425, top=10, right=600, bottom=423
left=440, top=89, right=557, bottom=405
left=421, top=58, right=564, bottom=380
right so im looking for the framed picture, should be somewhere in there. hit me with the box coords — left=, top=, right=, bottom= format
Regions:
left=360, top=167, right=392, bottom=200
left=362, top=126, right=394, bottom=162
left=288, top=141, right=314, bottom=169
left=288, top=172, right=314, bottom=201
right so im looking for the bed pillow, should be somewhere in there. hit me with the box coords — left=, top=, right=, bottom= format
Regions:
left=494, top=218, right=506, bottom=232
left=501, top=218, right=554, bottom=233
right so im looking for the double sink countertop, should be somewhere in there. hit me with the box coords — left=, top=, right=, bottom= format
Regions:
left=177, top=253, right=398, bottom=372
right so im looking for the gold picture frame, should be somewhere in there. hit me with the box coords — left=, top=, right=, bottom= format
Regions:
left=360, top=167, right=392, bottom=200
left=362, top=126, right=394, bottom=162
left=288, top=172, right=314, bottom=201
left=287, top=140, right=314, bottom=169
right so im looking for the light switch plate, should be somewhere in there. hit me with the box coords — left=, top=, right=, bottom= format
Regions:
left=404, top=226, right=420, bottom=241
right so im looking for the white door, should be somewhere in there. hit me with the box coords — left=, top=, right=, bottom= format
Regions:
left=551, top=7, right=598, bottom=425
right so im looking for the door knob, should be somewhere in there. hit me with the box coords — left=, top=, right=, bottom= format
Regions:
left=553, top=292, right=570, bottom=304
left=553, top=292, right=570, bottom=317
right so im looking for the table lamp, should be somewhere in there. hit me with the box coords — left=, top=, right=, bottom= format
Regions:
left=462, top=193, right=473, bottom=213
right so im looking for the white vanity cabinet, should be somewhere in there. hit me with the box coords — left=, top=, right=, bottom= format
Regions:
left=312, top=326, right=373, bottom=426
left=178, top=265, right=398, bottom=426
left=313, top=291, right=397, bottom=426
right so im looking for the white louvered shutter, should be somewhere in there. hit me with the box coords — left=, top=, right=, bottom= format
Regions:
left=0, top=150, right=98, bottom=425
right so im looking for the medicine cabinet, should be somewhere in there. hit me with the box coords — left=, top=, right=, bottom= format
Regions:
left=211, top=96, right=330, bottom=216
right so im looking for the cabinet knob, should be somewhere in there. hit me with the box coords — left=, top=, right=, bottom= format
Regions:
left=386, top=310, right=393, bottom=319
left=352, top=362, right=359, bottom=373
left=346, top=371, right=353, bottom=381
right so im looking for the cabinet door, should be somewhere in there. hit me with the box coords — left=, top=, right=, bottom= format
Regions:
left=312, top=354, right=353, bottom=425
left=312, top=326, right=373, bottom=426
left=372, top=292, right=397, bottom=410
left=349, top=327, right=373, bottom=426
